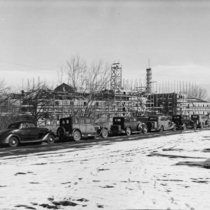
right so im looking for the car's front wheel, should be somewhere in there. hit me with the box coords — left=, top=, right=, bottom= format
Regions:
left=57, top=127, right=66, bottom=136
left=125, top=127, right=132, bottom=136
left=47, top=134, right=55, bottom=144
left=57, top=127, right=66, bottom=141
left=72, top=130, right=81, bottom=141
left=101, top=128, right=109, bottom=139
left=9, top=136, right=19, bottom=147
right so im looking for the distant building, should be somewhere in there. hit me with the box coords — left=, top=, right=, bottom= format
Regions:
left=54, top=83, right=75, bottom=93
left=184, top=97, right=210, bottom=115
left=146, top=92, right=210, bottom=116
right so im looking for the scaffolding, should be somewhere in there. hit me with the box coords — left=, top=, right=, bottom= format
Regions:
left=146, top=68, right=152, bottom=93
left=110, top=62, right=122, bottom=91
left=48, top=89, right=148, bottom=120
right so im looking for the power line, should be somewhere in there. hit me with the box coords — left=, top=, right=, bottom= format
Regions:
left=0, top=60, right=53, bottom=71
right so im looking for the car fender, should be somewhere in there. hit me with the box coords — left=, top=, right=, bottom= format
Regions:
left=4, top=134, right=21, bottom=144
left=42, top=132, right=56, bottom=141
left=171, top=122, right=176, bottom=128
left=72, top=128, right=81, bottom=136
left=157, top=124, right=162, bottom=130
left=141, top=123, right=147, bottom=129
left=168, top=121, right=176, bottom=129
left=97, top=126, right=108, bottom=135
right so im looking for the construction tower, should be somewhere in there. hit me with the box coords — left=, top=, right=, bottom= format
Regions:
left=110, top=62, right=122, bottom=91
left=146, top=59, right=152, bottom=93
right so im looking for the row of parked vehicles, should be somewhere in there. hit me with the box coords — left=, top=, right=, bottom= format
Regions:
left=0, top=114, right=209, bottom=147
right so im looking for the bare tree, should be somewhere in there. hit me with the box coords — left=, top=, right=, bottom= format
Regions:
left=184, top=85, right=208, bottom=100
left=0, top=80, right=11, bottom=104
left=0, top=80, right=31, bottom=130
left=57, top=65, right=67, bottom=84
left=21, top=81, right=54, bottom=125
left=0, top=80, right=19, bottom=115
left=59, top=55, right=111, bottom=118
left=66, top=55, right=87, bottom=90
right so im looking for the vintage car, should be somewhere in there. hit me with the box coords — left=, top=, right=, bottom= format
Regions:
left=137, top=116, right=149, bottom=124
left=110, top=116, right=147, bottom=136
left=172, top=114, right=197, bottom=130
left=0, top=121, right=56, bottom=147
left=56, top=116, right=109, bottom=141
left=191, top=114, right=210, bottom=128
left=146, top=115, right=176, bottom=132
left=95, top=117, right=113, bottom=134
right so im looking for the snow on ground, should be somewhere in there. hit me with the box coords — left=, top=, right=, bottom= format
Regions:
left=0, top=130, right=210, bottom=210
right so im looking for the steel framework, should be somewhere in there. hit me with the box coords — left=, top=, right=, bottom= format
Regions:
left=110, top=63, right=122, bottom=91
left=146, top=68, right=152, bottom=93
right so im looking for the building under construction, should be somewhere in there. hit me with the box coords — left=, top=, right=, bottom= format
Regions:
left=43, top=62, right=209, bottom=121
left=2, top=61, right=210, bottom=126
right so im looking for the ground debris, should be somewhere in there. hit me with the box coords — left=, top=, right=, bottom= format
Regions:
left=15, top=204, right=36, bottom=209
left=15, top=172, right=27, bottom=176
left=52, top=200, right=78, bottom=206
left=100, top=185, right=114, bottom=188
left=203, top=158, right=210, bottom=168
left=175, top=161, right=205, bottom=167
left=39, top=203, right=58, bottom=209
left=202, top=148, right=210, bottom=152
left=148, top=152, right=205, bottom=159
left=97, top=204, right=104, bottom=208
left=76, top=198, right=89, bottom=202
left=97, top=168, right=109, bottom=171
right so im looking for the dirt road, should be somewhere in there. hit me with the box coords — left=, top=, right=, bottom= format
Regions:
left=0, top=130, right=210, bottom=210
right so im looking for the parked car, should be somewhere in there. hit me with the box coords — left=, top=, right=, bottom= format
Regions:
left=56, top=116, right=109, bottom=141
left=0, top=121, right=56, bottom=147
left=172, top=114, right=197, bottom=130
left=137, top=116, right=149, bottom=124
left=95, top=117, right=113, bottom=134
left=191, top=114, right=210, bottom=128
left=146, top=115, right=176, bottom=132
left=110, top=116, right=147, bottom=136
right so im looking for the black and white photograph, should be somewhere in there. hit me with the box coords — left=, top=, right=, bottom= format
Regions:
left=0, top=0, right=210, bottom=209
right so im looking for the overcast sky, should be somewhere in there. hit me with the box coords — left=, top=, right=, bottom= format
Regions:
left=0, top=0, right=210, bottom=94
